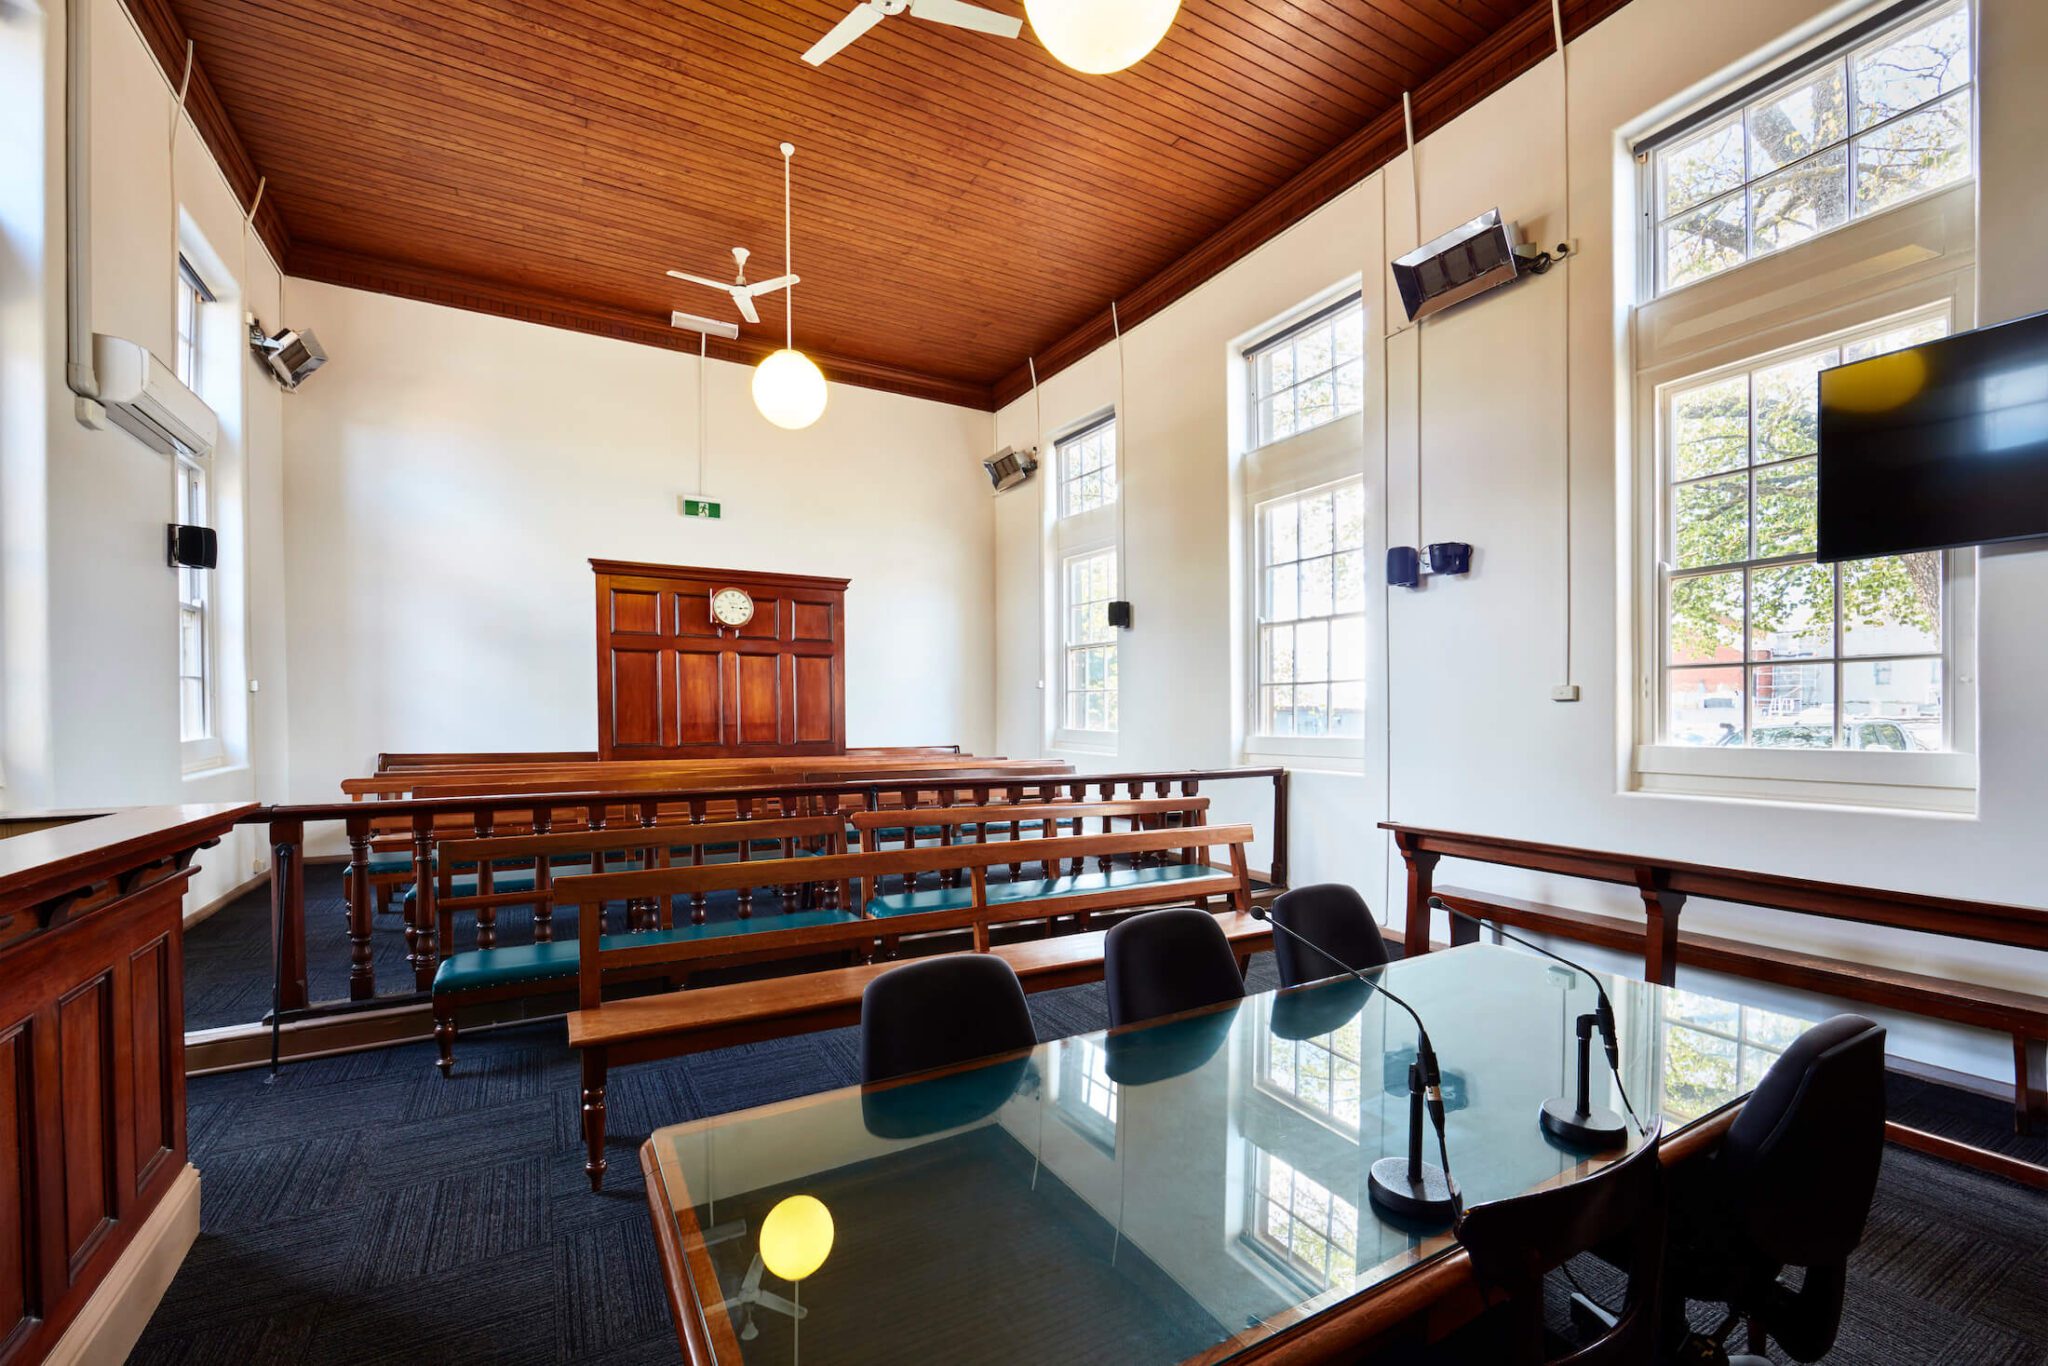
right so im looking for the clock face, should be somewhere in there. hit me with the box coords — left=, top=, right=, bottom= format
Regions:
left=710, top=587, right=755, bottom=628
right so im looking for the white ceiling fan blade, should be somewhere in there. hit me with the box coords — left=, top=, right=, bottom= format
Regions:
left=742, top=274, right=799, bottom=297
left=803, top=4, right=884, bottom=65
left=667, top=269, right=734, bottom=291
left=908, top=0, right=1021, bottom=38
left=734, top=291, right=762, bottom=325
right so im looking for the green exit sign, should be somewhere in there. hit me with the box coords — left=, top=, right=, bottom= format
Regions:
left=679, top=497, right=722, bottom=520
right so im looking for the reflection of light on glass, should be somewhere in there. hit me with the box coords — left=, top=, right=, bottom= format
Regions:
left=1257, top=1013, right=1364, bottom=1133
left=1247, top=1148, right=1359, bottom=1290
left=1980, top=362, right=2048, bottom=453
left=760, top=1195, right=834, bottom=1281
left=1077, top=1038, right=1118, bottom=1123
left=1824, top=349, right=1927, bottom=412
left=1658, top=995, right=1804, bottom=1122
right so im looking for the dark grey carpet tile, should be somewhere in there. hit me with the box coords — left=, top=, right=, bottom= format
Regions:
left=1969, top=1247, right=2048, bottom=1344
left=1933, top=1322, right=2048, bottom=1366
left=1852, top=1198, right=2027, bottom=1310
left=127, top=1301, right=324, bottom=1366
left=1887, top=1074, right=2048, bottom=1166
left=345, top=1156, right=554, bottom=1291
left=195, top=1130, right=365, bottom=1235
left=401, top=1042, right=553, bottom=1120
left=555, top=1216, right=676, bottom=1360
left=304, top=1245, right=564, bottom=1366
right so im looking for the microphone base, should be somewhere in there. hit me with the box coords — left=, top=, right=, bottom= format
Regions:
left=1539, top=1096, right=1627, bottom=1150
left=1368, top=1157, right=1459, bottom=1222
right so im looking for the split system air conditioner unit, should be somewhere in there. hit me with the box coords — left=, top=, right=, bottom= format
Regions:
left=89, top=334, right=218, bottom=457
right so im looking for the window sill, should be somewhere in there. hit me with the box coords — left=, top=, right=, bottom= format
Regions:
left=1631, top=744, right=1977, bottom=815
left=1050, top=733, right=1118, bottom=759
left=1245, top=735, right=1365, bottom=766
left=181, top=740, right=227, bottom=776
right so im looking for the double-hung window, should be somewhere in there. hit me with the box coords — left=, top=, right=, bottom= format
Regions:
left=1241, top=290, right=1369, bottom=757
left=174, top=257, right=219, bottom=763
left=1053, top=415, right=1119, bottom=744
left=1632, top=0, right=1977, bottom=810
left=1651, top=0, right=1972, bottom=295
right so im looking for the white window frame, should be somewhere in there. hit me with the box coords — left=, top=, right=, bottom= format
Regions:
left=1058, top=546, right=1119, bottom=743
left=1240, top=285, right=1370, bottom=762
left=1249, top=478, right=1368, bottom=756
left=1056, top=413, right=1118, bottom=520
left=1245, top=294, right=1365, bottom=449
left=175, top=257, right=224, bottom=772
left=1629, top=95, right=1978, bottom=811
left=1050, top=409, right=1121, bottom=751
left=1642, top=0, right=1975, bottom=300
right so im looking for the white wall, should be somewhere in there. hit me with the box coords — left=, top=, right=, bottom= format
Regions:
left=279, top=282, right=997, bottom=800
left=994, top=0, right=2048, bottom=1085
left=3, top=0, right=289, bottom=911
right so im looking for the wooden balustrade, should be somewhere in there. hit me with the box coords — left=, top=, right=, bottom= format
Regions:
left=249, top=766, right=1287, bottom=1014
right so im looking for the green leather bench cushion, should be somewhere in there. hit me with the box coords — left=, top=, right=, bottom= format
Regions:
left=864, top=862, right=1221, bottom=919
left=860, top=818, right=1082, bottom=841
left=431, top=908, right=865, bottom=995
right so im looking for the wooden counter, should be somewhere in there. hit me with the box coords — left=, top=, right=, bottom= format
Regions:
left=0, top=803, right=253, bottom=1366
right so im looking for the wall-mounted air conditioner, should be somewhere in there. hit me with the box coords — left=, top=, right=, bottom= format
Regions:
left=89, top=334, right=218, bottom=457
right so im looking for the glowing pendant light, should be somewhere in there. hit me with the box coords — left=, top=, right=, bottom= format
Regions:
left=1025, top=0, right=1180, bottom=75
left=753, top=142, right=827, bottom=431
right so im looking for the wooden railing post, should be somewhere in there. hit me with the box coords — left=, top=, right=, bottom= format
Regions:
left=343, top=815, right=375, bottom=1001
left=411, top=813, right=439, bottom=991
left=1634, top=866, right=1687, bottom=987
left=532, top=804, right=556, bottom=942
left=1270, top=770, right=1289, bottom=890
left=1395, top=829, right=1441, bottom=956
left=269, top=818, right=309, bottom=1011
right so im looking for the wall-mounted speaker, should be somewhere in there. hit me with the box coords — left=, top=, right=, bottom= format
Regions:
left=1107, top=600, right=1133, bottom=629
left=166, top=523, right=218, bottom=570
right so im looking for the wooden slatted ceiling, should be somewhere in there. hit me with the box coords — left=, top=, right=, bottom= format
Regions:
left=143, top=0, right=1635, bottom=410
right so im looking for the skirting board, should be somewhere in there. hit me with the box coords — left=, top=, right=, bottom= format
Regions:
left=44, top=1162, right=199, bottom=1365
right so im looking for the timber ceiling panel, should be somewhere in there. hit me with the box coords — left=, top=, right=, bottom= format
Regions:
left=150, top=0, right=1635, bottom=408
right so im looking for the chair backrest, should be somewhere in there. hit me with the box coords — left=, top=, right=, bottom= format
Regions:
left=1103, top=906, right=1247, bottom=1028
left=1456, top=1122, right=1666, bottom=1366
left=1723, top=1013, right=1887, bottom=1274
left=1268, top=883, right=1390, bottom=987
left=860, top=955, right=1038, bottom=1084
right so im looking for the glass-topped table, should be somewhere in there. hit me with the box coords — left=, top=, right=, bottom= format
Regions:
left=642, top=943, right=1813, bottom=1365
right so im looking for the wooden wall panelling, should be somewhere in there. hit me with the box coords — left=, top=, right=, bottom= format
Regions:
left=593, top=560, right=848, bottom=760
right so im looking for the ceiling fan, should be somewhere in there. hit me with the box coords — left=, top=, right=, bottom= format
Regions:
left=666, top=247, right=796, bottom=325
left=803, top=0, right=1022, bottom=67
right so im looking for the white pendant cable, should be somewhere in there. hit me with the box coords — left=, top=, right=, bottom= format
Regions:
left=1111, top=299, right=1128, bottom=599
left=782, top=144, right=795, bottom=352
left=698, top=330, right=710, bottom=497
left=1030, top=355, right=1046, bottom=693
left=1551, top=0, right=1575, bottom=690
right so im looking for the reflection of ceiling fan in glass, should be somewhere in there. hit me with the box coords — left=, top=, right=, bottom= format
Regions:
left=802, top=0, right=1021, bottom=67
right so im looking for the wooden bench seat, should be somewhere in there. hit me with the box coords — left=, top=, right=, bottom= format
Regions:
left=1433, top=884, right=2048, bottom=1138
left=565, top=909, right=1276, bottom=1188
left=431, top=908, right=866, bottom=994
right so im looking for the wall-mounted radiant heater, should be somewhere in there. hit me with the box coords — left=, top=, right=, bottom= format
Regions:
left=1391, top=208, right=1561, bottom=323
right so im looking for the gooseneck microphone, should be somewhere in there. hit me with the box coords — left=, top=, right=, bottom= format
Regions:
left=1428, top=896, right=1645, bottom=1147
left=1250, top=903, right=1461, bottom=1222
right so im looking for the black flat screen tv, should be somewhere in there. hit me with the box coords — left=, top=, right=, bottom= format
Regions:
left=1816, top=308, right=2048, bottom=562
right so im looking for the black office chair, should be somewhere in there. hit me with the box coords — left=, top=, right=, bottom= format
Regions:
left=1103, top=906, right=1245, bottom=1028
left=1447, top=1121, right=1667, bottom=1366
left=1269, top=883, right=1391, bottom=987
left=858, top=954, right=1037, bottom=1084
left=1666, top=1013, right=1887, bottom=1365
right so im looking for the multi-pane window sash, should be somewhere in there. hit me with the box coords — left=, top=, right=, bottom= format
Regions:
left=1063, top=548, right=1118, bottom=733
left=1058, top=417, right=1118, bottom=518
left=174, top=256, right=215, bottom=745
left=1651, top=1, right=1972, bottom=295
left=1661, top=309, right=1949, bottom=752
left=1250, top=1150, right=1360, bottom=1290
left=1248, top=297, right=1364, bottom=447
left=1256, top=480, right=1366, bottom=739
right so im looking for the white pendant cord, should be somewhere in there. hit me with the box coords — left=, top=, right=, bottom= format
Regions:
left=1030, top=355, right=1046, bottom=694
left=168, top=40, right=193, bottom=342
left=1551, top=0, right=1575, bottom=688
left=781, top=142, right=795, bottom=351
left=1111, top=299, right=1128, bottom=600
left=698, top=330, right=709, bottom=496
left=1402, top=91, right=1424, bottom=549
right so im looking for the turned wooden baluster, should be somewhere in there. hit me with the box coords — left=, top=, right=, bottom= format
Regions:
left=1180, top=778, right=1200, bottom=868
left=688, top=798, right=708, bottom=924
left=472, top=810, right=498, bottom=950
left=344, top=815, right=376, bottom=1001
left=734, top=796, right=755, bottom=920
left=410, top=813, right=439, bottom=991
left=532, top=805, right=556, bottom=942
left=587, top=803, right=610, bottom=935
left=898, top=787, right=919, bottom=894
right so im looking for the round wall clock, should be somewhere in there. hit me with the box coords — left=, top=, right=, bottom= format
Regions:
left=710, top=587, right=756, bottom=628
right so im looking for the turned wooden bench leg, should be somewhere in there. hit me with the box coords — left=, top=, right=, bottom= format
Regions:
left=2017, top=1035, right=2046, bottom=1135
left=582, top=1050, right=610, bottom=1192
left=434, top=1001, right=457, bottom=1075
